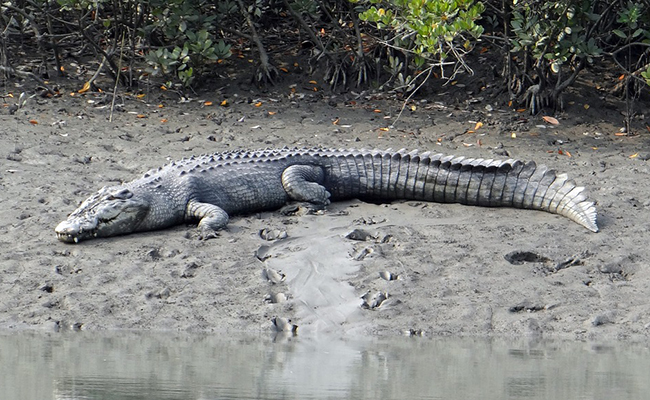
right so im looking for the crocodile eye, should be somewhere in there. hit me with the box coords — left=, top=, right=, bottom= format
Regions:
left=108, top=189, right=133, bottom=200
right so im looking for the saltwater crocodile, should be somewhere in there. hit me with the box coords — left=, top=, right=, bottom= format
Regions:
left=55, top=147, right=598, bottom=243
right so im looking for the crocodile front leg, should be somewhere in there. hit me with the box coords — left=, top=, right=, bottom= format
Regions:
left=186, top=199, right=229, bottom=239
left=281, top=165, right=331, bottom=206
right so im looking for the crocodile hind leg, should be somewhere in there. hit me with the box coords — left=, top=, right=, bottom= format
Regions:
left=281, top=165, right=331, bottom=207
left=186, top=199, right=229, bottom=239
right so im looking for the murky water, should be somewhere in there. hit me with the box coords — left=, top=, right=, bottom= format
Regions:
left=1, top=331, right=648, bottom=400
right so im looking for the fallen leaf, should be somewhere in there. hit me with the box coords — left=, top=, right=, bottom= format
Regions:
left=254, top=102, right=262, bottom=107
left=508, top=100, right=513, bottom=107
left=268, top=111, right=276, bottom=115
left=591, top=147, right=598, bottom=150
left=474, top=121, right=483, bottom=130
left=646, top=125, right=650, bottom=133
left=220, top=100, right=228, bottom=106
left=136, top=93, right=145, bottom=99
left=309, top=80, right=317, bottom=84
left=374, top=109, right=382, bottom=113
left=379, top=127, right=389, bottom=131
left=542, top=116, right=559, bottom=125
left=136, top=114, right=146, bottom=118
left=516, top=108, right=527, bottom=113
left=630, top=153, right=639, bottom=158
left=204, top=101, right=213, bottom=106
left=78, top=81, right=91, bottom=93
left=294, top=62, right=299, bottom=67
left=280, top=67, right=289, bottom=73
left=158, top=104, right=164, bottom=108
left=511, top=132, right=517, bottom=138
left=583, top=104, right=590, bottom=110
left=160, top=118, right=168, bottom=123
left=615, top=132, right=627, bottom=136
left=332, top=117, right=340, bottom=125
left=462, top=142, right=474, bottom=147
left=160, top=85, right=168, bottom=91
left=29, top=120, right=38, bottom=124
left=618, top=74, right=625, bottom=80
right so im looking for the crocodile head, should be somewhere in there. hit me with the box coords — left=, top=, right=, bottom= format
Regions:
left=55, top=186, right=150, bottom=243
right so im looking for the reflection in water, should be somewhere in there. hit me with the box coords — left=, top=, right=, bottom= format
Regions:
left=1, top=331, right=649, bottom=400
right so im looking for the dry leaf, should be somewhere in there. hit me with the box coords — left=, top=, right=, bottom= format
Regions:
left=379, top=127, right=389, bottom=131
left=254, top=102, right=262, bottom=107
left=508, top=100, right=513, bottom=107
left=615, top=132, right=627, bottom=136
left=309, top=80, right=317, bottom=84
left=583, top=104, right=590, bottom=110
left=268, top=111, right=276, bottom=115
left=511, top=132, right=517, bottom=138
left=474, top=121, right=484, bottom=130
left=158, top=104, right=164, bottom=108
left=373, top=109, right=382, bottom=113
left=618, top=74, right=625, bottom=80
left=332, top=117, right=340, bottom=125
left=542, top=116, right=559, bottom=125
left=78, top=81, right=91, bottom=93
left=160, top=118, right=168, bottom=123
left=136, top=93, right=146, bottom=99
left=204, top=101, right=213, bottom=106
left=29, top=120, right=38, bottom=124
left=630, top=153, right=639, bottom=158
left=280, top=67, right=289, bottom=73
left=136, top=114, right=146, bottom=118
left=220, top=100, right=228, bottom=106
left=160, top=85, right=168, bottom=91
left=516, top=108, right=527, bottom=113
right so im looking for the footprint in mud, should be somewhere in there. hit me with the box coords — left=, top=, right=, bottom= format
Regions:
left=262, top=267, right=286, bottom=284
left=361, top=291, right=389, bottom=309
left=264, top=292, right=288, bottom=304
left=259, top=228, right=288, bottom=241
left=271, top=317, right=298, bottom=333
left=504, top=251, right=551, bottom=265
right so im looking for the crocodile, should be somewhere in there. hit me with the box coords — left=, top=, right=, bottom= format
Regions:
left=55, top=147, right=598, bottom=243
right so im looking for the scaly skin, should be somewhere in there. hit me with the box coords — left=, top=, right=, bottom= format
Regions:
left=55, top=148, right=598, bottom=243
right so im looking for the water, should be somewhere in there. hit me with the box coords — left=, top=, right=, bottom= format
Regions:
left=1, top=331, right=648, bottom=400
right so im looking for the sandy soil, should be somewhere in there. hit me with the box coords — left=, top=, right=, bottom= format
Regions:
left=1, top=67, right=649, bottom=341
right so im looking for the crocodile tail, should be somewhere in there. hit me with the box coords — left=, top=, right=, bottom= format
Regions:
left=399, top=153, right=598, bottom=232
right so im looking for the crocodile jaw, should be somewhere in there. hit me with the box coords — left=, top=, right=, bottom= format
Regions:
left=55, top=186, right=150, bottom=243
